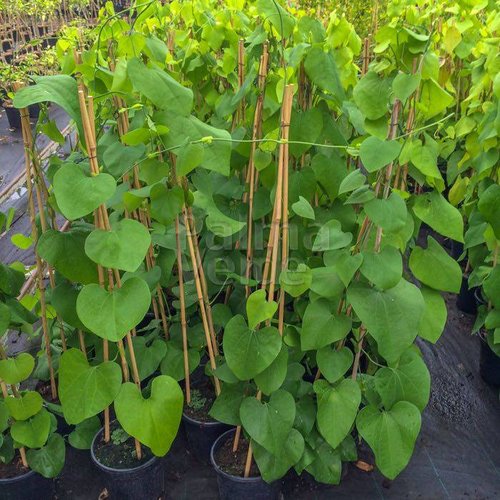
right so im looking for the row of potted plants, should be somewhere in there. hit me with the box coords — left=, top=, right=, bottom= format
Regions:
left=1, top=0, right=498, bottom=498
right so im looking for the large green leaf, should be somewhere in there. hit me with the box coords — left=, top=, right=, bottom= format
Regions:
left=150, top=185, right=184, bottom=226
left=347, top=280, right=424, bottom=363
left=353, top=71, right=391, bottom=120
left=128, top=58, right=193, bottom=115
left=301, top=299, right=351, bottom=350
left=364, top=192, right=407, bottom=232
left=102, top=142, right=146, bottom=179
left=360, top=137, right=401, bottom=173
left=68, top=416, right=102, bottom=449
left=478, top=184, right=500, bottom=239
left=156, top=111, right=231, bottom=176
left=115, top=375, right=183, bottom=456
left=315, top=379, right=361, bottom=449
left=59, top=349, right=122, bottom=425
left=253, top=429, right=304, bottom=483
left=256, top=0, right=295, bottom=38
left=223, top=315, right=282, bottom=380
left=126, top=337, right=167, bottom=381
left=246, top=289, right=278, bottom=330
left=356, top=401, right=421, bottom=480
left=254, top=346, right=289, bottom=395
left=26, top=434, right=66, bottom=479
left=375, top=348, right=430, bottom=411
left=53, top=163, right=116, bottom=221
left=409, top=237, right=462, bottom=293
left=413, top=192, right=464, bottom=242
left=85, top=219, right=151, bottom=272
left=5, top=391, right=43, bottom=421
left=312, top=220, right=352, bottom=252
left=317, top=347, right=353, bottom=384
left=289, top=108, right=323, bottom=157
left=0, top=353, right=34, bottom=385
left=76, top=277, right=151, bottom=342
left=0, top=262, right=26, bottom=297
left=38, top=229, right=98, bottom=284
left=50, top=283, right=87, bottom=330
left=240, top=390, right=295, bottom=455
left=13, top=75, right=83, bottom=141
left=304, top=47, right=345, bottom=105
left=11, top=409, right=51, bottom=448
left=418, top=287, right=447, bottom=344
left=279, top=264, right=312, bottom=297
left=360, top=246, right=402, bottom=290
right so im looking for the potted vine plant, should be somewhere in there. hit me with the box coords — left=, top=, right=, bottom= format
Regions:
left=0, top=262, right=65, bottom=500
left=465, top=183, right=500, bottom=386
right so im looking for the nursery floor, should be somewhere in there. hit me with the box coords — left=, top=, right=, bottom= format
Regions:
left=0, top=110, right=499, bottom=499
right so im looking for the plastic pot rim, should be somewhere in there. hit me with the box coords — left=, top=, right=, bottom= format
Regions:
left=210, top=428, right=268, bottom=484
left=182, top=411, right=228, bottom=428
left=90, top=424, right=158, bottom=474
left=0, top=467, right=38, bottom=484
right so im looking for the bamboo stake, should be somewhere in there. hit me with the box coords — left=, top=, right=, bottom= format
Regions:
left=17, top=103, right=57, bottom=401
left=183, top=208, right=221, bottom=396
left=244, top=44, right=269, bottom=297
left=78, top=88, right=142, bottom=458
left=17, top=98, right=68, bottom=352
left=175, top=216, right=191, bottom=404
left=351, top=100, right=401, bottom=380
left=241, top=86, right=294, bottom=475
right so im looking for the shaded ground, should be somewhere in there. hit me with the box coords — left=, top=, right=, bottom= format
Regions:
left=1, top=110, right=499, bottom=499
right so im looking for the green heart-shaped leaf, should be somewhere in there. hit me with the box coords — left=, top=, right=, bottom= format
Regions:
left=0, top=353, right=34, bottom=384
left=5, top=391, right=43, bottom=421
left=316, top=347, right=354, bottom=384
left=364, top=192, right=407, bottom=232
left=301, top=300, right=352, bottom=350
left=409, top=236, right=462, bottom=293
left=246, top=289, right=278, bottom=329
left=315, top=379, right=361, bottom=449
left=413, top=191, right=464, bottom=242
left=103, top=142, right=146, bottom=178
left=68, top=417, right=102, bottom=450
left=347, top=280, right=424, bottom=363
left=254, top=346, right=289, bottom=395
left=356, top=401, right=421, bottom=480
left=11, top=408, right=51, bottom=448
left=292, top=196, right=315, bottom=220
left=418, top=287, right=447, bottom=344
left=53, top=163, right=116, bottom=220
left=38, top=228, right=98, bottom=284
left=223, top=315, right=282, bottom=380
left=26, top=433, right=66, bottom=479
left=50, top=283, right=87, bottom=331
left=240, top=390, right=295, bottom=455
left=360, top=246, right=403, bottom=290
left=77, top=277, right=151, bottom=341
left=252, top=428, right=305, bottom=483
left=59, top=348, right=122, bottom=424
left=85, top=219, right=151, bottom=272
left=375, top=348, right=430, bottom=412
left=126, top=337, right=167, bottom=381
left=313, top=220, right=353, bottom=252
left=279, top=264, right=312, bottom=297
left=115, top=375, right=183, bottom=456
left=360, top=137, right=401, bottom=173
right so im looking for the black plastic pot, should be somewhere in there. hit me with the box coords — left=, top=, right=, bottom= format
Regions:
left=0, top=467, right=54, bottom=500
left=183, top=412, right=231, bottom=464
left=91, top=426, right=165, bottom=499
left=479, top=340, right=500, bottom=386
left=211, top=429, right=280, bottom=500
left=3, top=105, right=21, bottom=130
left=182, top=413, right=233, bottom=464
left=456, top=277, right=477, bottom=315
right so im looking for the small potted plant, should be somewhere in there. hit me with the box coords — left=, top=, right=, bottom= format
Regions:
left=465, top=183, right=500, bottom=385
left=0, top=263, right=65, bottom=500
